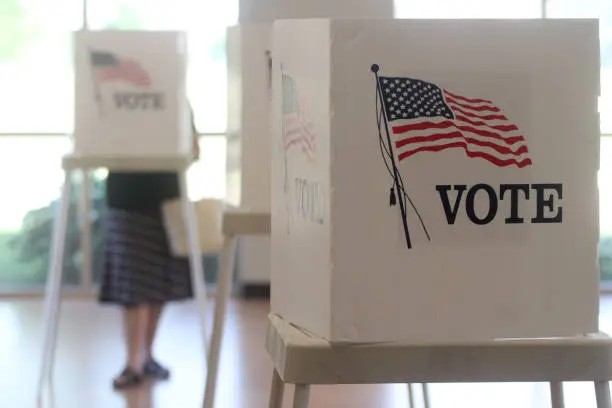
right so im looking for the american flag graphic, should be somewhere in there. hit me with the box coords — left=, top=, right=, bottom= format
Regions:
left=379, top=76, right=532, bottom=168
left=90, top=50, right=151, bottom=87
left=282, top=73, right=315, bottom=160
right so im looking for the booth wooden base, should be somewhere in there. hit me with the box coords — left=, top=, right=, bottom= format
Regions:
left=266, top=314, right=612, bottom=408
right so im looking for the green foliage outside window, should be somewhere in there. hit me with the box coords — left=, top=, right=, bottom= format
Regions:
left=8, top=178, right=106, bottom=285
left=0, top=0, right=39, bottom=61
left=103, top=4, right=143, bottom=30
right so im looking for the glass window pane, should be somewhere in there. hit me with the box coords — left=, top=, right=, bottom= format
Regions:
left=0, top=0, right=82, bottom=133
left=546, top=0, right=612, bottom=133
left=0, top=137, right=80, bottom=290
left=86, top=0, right=238, bottom=133
left=600, top=137, right=612, bottom=282
left=187, top=136, right=227, bottom=200
left=395, top=0, right=543, bottom=19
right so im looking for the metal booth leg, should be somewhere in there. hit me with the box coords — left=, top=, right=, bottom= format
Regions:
left=37, top=170, right=73, bottom=403
left=177, top=171, right=210, bottom=360
left=595, top=381, right=612, bottom=408
left=269, top=369, right=286, bottom=408
left=203, top=234, right=238, bottom=408
left=550, top=381, right=565, bottom=408
left=422, top=383, right=431, bottom=408
left=407, top=384, right=415, bottom=408
left=293, top=384, right=310, bottom=408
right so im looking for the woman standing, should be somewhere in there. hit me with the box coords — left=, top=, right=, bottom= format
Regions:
left=99, top=109, right=200, bottom=390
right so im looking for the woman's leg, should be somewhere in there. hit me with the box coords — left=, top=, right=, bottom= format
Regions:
left=143, top=302, right=170, bottom=380
left=113, top=305, right=149, bottom=389
left=144, top=302, right=164, bottom=361
left=124, top=305, right=149, bottom=369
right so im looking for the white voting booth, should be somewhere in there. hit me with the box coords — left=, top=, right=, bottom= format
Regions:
left=267, top=18, right=610, bottom=408
left=228, top=0, right=395, bottom=289
left=37, top=30, right=209, bottom=403
left=271, top=18, right=601, bottom=344
left=226, top=24, right=274, bottom=286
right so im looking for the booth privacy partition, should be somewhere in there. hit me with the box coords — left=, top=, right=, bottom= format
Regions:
left=271, top=18, right=601, bottom=344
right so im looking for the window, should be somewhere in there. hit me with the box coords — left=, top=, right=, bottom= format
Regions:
left=395, top=0, right=543, bottom=19
left=600, top=138, right=612, bottom=282
left=187, top=136, right=228, bottom=200
left=0, top=137, right=76, bottom=288
left=546, top=0, right=612, bottom=134
left=0, top=0, right=82, bottom=133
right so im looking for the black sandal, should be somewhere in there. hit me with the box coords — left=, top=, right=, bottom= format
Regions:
left=112, top=367, right=143, bottom=390
left=143, top=359, right=171, bottom=380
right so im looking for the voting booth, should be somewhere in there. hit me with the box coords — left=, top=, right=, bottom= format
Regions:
left=226, top=24, right=273, bottom=285
left=38, top=30, right=208, bottom=402
left=228, top=0, right=395, bottom=288
left=271, top=19, right=601, bottom=344
left=227, top=23, right=273, bottom=211
left=73, top=30, right=191, bottom=158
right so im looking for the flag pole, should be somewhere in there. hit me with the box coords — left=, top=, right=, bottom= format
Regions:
left=371, top=64, right=412, bottom=249
left=281, top=64, right=292, bottom=235
left=88, top=47, right=104, bottom=116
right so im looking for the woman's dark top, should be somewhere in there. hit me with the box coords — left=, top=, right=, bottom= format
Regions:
left=106, top=172, right=180, bottom=212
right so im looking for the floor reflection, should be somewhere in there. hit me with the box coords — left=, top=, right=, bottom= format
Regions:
left=1, top=297, right=611, bottom=408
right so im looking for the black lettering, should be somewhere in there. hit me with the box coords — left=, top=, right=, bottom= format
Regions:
left=139, top=94, right=150, bottom=109
left=113, top=93, right=139, bottom=109
left=295, top=178, right=303, bottom=216
left=112, top=92, right=165, bottom=110
left=152, top=93, right=165, bottom=109
left=500, top=184, right=530, bottom=224
left=127, top=94, right=139, bottom=109
left=265, top=50, right=272, bottom=92
left=293, top=177, right=324, bottom=224
left=313, top=183, right=323, bottom=224
left=301, top=180, right=310, bottom=219
left=531, top=183, right=563, bottom=223
left=436, top=185, right=467, bottom=225
left=466, top=184, right=497, bottom=225
left=113, top=93, right=127, bottom=108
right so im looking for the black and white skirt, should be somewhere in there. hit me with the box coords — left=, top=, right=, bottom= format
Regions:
left=99, top=209, right=193, bottom=306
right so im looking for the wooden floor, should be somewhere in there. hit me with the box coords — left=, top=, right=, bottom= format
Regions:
left=2, top=297, right=612, bottom=408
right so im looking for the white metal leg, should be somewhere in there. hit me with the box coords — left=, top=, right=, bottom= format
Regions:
left=293, top=385, right=310, bottom=408
left=422, top=383, right=431, bottom=408
left=37, top=171, right=73, bottom=403
left=550, top=382, right=565, bottom=408
left=269, top=370, right=285, bottom=408
left=178, top=171, right=209, bottom=358
left=203, top=235, right=238, bottom=408
left=406, top=384, right=415, bottom=408
left=595, top=381, right=612, bottom=408
left=78, top=170, right=93, bottom=291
